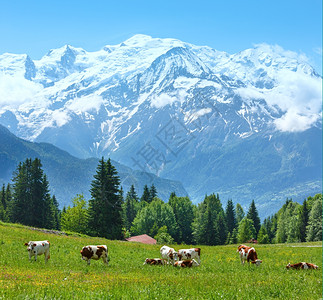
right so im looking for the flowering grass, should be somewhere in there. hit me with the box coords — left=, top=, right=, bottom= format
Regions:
left=0, top=222, right=321, bottom=299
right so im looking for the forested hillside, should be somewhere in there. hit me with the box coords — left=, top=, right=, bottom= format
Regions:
left=1, top=156, right=321, bottom=246
left=0, top=124, right=187, bottom=207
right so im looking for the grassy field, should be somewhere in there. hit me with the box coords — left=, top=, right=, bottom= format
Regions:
left=0, top=222, right=321, bottom=299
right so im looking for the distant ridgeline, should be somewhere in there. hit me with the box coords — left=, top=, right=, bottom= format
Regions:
left=1, top=156, right=321, bottom=245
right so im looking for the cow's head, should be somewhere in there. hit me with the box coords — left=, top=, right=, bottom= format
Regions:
left=24, top=242, right=36, bottom=252
left=251, top=259, right=262, bottom=266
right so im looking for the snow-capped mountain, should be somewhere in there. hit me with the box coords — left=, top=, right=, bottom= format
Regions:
left=0, top=34, right=321, bottom=216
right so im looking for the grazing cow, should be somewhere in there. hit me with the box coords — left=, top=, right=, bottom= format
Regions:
left=24, top=240, right=50, bottom=262
left=80, top=245, right=108, bottom=265
left=174, top=259, right=200, bottom=268
left=237, top=244, right=262, bottom=266
left=286, top=262, right=318, bottom=270
left=178, top=248, right=201, bottom=264
left=160, top=245, right=178, bottom=265
left=143, top=258, right=165, bottom=265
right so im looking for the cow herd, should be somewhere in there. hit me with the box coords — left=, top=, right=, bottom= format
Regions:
left=145, top=245, right=202, bottom=267
left=24, top=240, right=319, bottom=270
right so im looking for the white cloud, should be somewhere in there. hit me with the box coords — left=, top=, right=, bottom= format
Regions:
left=273, top=108, right=320, bottom=132
left=0, top=74, right=43, bottom=108
left=66, top=94, right=104, bottom=113
left=236, top=70, right=322, bottom=132
left=150, top=93, right=179, bottom=108
left=51, top=110, right=71, bottom=127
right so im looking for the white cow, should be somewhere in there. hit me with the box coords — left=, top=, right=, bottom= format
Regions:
left=160, top=245, right=178, bottom=265
left=80, top=245, right=108, bottom=265
left=178, top=248, right=201, bottom=264
left=24, top=240, right=50, bottom=262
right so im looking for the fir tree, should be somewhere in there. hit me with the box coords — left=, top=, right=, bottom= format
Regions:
left=214, top=211, right=227, bottom=245
left=168, top=196, right=194, bottom=244
left=141, top=185, right=150, bottom=203
left=247, top=200, right=261, bottom=237
left=192, top=194, right=224, bottom=245
left=225, top=199, right=236, bottom=234
left=297, top=199, right=309, bottom=242
left=149, top=184, right=157, bottom=202
left=88, top=158, right=123, bottom=239
left=11, top=158, right=52, bottom=228
left=123, top=185, right=139, bottom=231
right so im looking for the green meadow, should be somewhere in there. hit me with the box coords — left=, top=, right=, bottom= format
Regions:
left=0, top=222, right=321, bottom=299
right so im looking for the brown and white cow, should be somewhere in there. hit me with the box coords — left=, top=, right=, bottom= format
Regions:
left=80, top=245, right=108, bottom=265
left=286, top=262, right=318, bottom=270
left=24, top=240, right=50, bottom=262
left=178, top=248, right=201, bottom=264
left=143, top=258, right=165, bottom=265
left=174, top=259, right=200, bottom=268
left=237, top=244, right=262, bottom=266
left=160, top=245, right=178, bottom=265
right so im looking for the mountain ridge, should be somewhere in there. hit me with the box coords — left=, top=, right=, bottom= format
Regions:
left=0, top=124, right=188, bottom=207
left=0, top=34, right=321, bottom=216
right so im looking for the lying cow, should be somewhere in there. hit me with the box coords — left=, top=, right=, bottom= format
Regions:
left=178, top=248, right=201, bottom=264
left=160, top=245, right=178, bottom=265
left=174, top=259, right=200, bottom=268
left=80, top=245, right=108, bottom=265
left=237, top=244, right=262, bottom=266
left=24, top=240, right=50, bottom=262
left=286, top=262, right=318, bottom=270
left=143, top=258, right=165, bottom=265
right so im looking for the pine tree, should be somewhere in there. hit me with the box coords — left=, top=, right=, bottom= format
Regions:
left=88, top=158, right=123, bottom=239
left=149, top=184, right=157, bottom=202
left=192, top=194, right=224, bottom=245
left=11, top=158, right=52, bottom=228
left=225, top=199, right=236, bottom=234
left=168, top=196, right=194, bottom=244
left=141, top=185, right=150, bottom=203
left=51, top=195, right=61, bottom=230
left=247, top=200, right=261, bottom=237
left=123, top=185, right=139, bottom=231
left=297, top=199, right=309, bottom=242
left=214, top=211, right=227, bottom=245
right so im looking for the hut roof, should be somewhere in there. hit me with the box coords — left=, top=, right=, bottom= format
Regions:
left=126, top=234, right=157, bottom=244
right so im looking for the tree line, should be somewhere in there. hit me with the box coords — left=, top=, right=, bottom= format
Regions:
left=0, top=157, right=321, bottom=245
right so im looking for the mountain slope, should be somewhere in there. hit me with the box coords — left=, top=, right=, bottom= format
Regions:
left=0, top=124, right=188, bottom=207
left=0, top=34, right=321, bottom=216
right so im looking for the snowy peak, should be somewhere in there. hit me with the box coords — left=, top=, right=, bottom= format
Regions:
left=0, top=53, right=36, bottom=79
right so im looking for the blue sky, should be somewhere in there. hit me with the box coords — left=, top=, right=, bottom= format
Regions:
left=0, top=0, right=322, bottom=73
